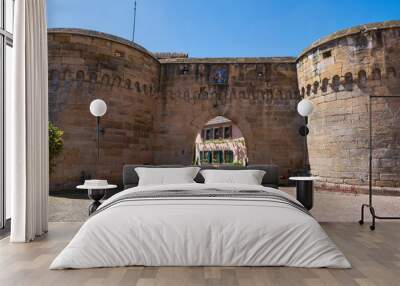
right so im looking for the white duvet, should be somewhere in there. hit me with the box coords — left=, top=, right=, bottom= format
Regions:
left=50, top=183, right=351, bottom=269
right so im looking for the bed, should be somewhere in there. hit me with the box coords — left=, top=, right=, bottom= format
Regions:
left=50, top=165, right=350, bottom=269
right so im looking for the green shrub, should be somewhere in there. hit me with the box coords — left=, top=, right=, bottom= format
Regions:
left=49, top=122, right=64, bottom=174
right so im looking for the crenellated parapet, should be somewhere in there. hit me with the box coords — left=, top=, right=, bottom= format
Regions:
left=48, top=68, right=156, bottom=94
left=159, top=59, right=300, bottom=106
left=297, top=21, right=400, bottom=98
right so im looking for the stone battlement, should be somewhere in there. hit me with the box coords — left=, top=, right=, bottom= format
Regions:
left=153, top=52, right=189, bottom=59
left=159, top=57, right=296, bottom=64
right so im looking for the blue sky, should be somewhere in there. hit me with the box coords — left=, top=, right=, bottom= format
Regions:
left=47, top=0, right=400, bottom=57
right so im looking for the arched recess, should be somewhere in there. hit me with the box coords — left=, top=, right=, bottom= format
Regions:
left=153, top=94, right=304, bottom=174
left=193, top=116, right=248, bottom=165
left=186, top=109, right=255, bottom=165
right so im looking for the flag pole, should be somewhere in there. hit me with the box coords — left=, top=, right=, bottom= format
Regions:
left=132, top=1, right=137, bottom=42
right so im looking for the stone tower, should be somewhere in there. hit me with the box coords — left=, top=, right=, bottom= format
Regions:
left=297, top=21, right=400, bottom=193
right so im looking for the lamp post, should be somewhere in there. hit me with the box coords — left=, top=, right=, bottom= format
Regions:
left=297, top=99, right=314, bottom=175
left=89, top=99, right=107, bottom=161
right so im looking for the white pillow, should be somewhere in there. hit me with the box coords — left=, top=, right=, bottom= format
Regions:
left=135, top=167, right=200, bottom=186
left=200, top=169, right=266, bottom=185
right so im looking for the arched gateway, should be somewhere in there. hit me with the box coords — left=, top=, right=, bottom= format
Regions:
left=154, top=56, right=304, bottom=172
left=194, top=116, right=248, bottom=166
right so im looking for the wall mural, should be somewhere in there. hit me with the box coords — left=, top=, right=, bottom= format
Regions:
left=209, top=65, right=228, bottom=84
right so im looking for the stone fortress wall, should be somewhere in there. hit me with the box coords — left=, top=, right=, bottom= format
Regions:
left=154, top=58, right=304, bottom=173
left=297, top=21, right=400, bottom=193
left=48, top=29, right=160, bottom=190
left=48, top=20, right=400, bottom=192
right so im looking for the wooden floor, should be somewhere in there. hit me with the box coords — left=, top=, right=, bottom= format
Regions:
left=1, top=222, right=400, bottom=286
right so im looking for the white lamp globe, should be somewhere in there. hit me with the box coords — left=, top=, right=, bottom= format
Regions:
left=90, top=99, right=107, bottom=117
left=297, top=99, right=314, bottom=117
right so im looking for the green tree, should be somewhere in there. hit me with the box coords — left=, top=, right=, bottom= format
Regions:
left=49, top=122, right=64, bottom=174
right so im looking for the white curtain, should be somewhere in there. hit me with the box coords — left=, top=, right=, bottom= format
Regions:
left=9, top=0, right=49, bottom=242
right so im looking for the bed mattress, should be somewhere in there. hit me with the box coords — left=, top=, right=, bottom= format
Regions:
left=50, top=183, right=350, bottom=269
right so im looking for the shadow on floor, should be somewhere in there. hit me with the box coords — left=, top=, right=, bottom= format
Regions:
left=0, top=219, right=10, bottom=239
left=49, top=189, right=122, bottom=200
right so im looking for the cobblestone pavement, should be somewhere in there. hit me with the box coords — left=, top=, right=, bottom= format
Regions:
left=49, top=187, right=400, bottom=223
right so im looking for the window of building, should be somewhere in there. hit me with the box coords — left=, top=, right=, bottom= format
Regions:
left=223, top=126, right=232, bottom=139
left=224, top=151, right=234, bottom=163
left=322, top=50, right=332, bottom=59
left=206, top=151, right=212, bottom=163
left=201, top=151, right=212, bottom=164
left=213, top=151, right=223, bottom=164
left=180, top=65, right=189, bottom=75
left=205, top=129, right=212, bottom=140
left=356, top=35, right=368, bottom=48
left=214, top=127, right=222, bottom=140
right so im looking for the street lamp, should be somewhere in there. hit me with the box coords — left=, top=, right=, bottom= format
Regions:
left=297, top=99, right=314, bottom=175
left=297, top=98, right=314, bottom=117
left=90, top=99, right=107, bottom=160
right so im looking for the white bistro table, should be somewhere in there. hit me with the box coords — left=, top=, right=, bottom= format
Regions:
left=77, top=184, right=117, bottom=215
left=289, top=176, right=320, bottom=210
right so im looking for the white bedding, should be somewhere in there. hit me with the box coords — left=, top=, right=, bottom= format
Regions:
left=50, top=183, right=351, bottom=269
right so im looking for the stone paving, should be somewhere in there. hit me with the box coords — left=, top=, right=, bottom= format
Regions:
left=282, top=187, right=400, bottom=222
left=49, top=187, right=400, bottom=223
